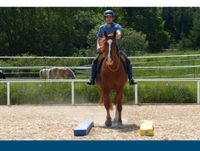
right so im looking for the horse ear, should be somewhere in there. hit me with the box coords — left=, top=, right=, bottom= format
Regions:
left=104, top=31, right=108, bottom=38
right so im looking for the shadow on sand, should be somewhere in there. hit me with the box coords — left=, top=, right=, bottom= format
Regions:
left=96, top=123, right=140, bottom=133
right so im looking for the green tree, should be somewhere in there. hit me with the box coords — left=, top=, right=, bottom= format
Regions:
left=87, top=25, right=99, bottom=50
left=0, top=7, right=198, bottom=56
left=0, top=8, right=80, bottom=56
left=123, top=7, right=170, bottom=52
left=121, top=28, right=148, bottom=55
left=73, top=8, right=102, bottom=50
left=187, top=9, right=200, bottom=49
left=162, top=7, right=194, bottom=45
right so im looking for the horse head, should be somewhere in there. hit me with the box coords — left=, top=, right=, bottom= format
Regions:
left=99, top=31, right=118, bottom=65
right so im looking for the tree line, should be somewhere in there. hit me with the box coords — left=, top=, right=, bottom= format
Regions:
left=0, top=7, right=200, bottom=56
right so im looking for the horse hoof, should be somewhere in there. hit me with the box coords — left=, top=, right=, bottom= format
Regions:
left=105, top=120, right=112, bottom=127
left=119, top=120, right=122, bottom=125
left=118, top=122, right=123, bottom=127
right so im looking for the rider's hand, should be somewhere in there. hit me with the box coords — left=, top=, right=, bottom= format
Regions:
left=96, top=47, right=101, bottom=51
left=116, top=34, right=121, bottom=40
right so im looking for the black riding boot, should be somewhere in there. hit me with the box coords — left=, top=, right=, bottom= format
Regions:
left=118, top=49, right=137, bottom=85
left=127, top=63, right=137, bottom=85
left=87, top=52, right=101, bottom=85
left=3, top=73, right=6, bottom=79
left=87, top=63, right=98, bottom=85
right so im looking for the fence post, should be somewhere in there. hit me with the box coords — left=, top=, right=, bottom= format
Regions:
left=197, top=81, right=200, bottom=104
left=7, top=81, right=10, bottom=106
left=135, top=84, right=138, bottom=105
left=71, top=80, right=75, bottom=105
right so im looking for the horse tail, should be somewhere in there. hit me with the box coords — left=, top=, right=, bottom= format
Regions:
left=98, top=87, right=103, bottom=105
left=99, top=95, right=103, bottom=105
left=109, top=101, right=113, bottom=111
left=99, top=97, right=113, bottom=110
left=109, top=102, right=113, bottom=110
left=98, top=89, right=113, bottom=110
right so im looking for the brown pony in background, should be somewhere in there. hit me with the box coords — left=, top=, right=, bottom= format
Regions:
left=49, top=67, right=76, bottom=79
left=96, top=31, right=127, bottom=127
left=39, top=67, right=76, bottom=79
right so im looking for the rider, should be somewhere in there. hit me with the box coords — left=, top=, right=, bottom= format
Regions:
left=87, top=10, right=137, bottom=85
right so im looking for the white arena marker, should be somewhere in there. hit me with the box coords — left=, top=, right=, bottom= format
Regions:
left=140, top=120, right=154, bottom=136
left=74, top=120, right=94, bottom=136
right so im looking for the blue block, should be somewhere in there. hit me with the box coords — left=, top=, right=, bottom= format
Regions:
left=74, top=120, right=94, bottom=136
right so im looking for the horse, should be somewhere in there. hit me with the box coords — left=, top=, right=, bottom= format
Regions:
left=48, top=67, right=76, bottom=79
left=0, top=70, right=6, bottom=79
left=39, top=67, right=76, bottom=79
left=96, top=31, right=128, bottom=127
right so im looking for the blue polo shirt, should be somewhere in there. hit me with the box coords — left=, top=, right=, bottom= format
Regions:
left=97, top=23, right=122, bottom=38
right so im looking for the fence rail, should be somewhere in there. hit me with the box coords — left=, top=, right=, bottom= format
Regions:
left=1, top=78, right=200, bottom=106
left=1, top=65, right=200, bottom=70
left=0, top=53, right=200, bottom=59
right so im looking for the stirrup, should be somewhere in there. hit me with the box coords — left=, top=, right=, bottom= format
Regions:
left=87, top=78, right=95, bottom=85
left=129, top=79, right=137, bottom=85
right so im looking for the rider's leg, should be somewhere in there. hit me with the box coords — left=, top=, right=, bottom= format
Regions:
left=2, top=73, right=6, bottom=79
left=87, top=52, right=101, bottom=85
left=118, top=49, right=137, bottom=85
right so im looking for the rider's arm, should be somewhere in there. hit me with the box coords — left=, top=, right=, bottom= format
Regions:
left=116, top=24, right=122, bottom=40
left=116, top=29, right=122, bottom=39
left=116, top=25, right=122, bottom=47
left=96, top=26, right=104, bottom=51
left=97, top=39, right=101, bottom=51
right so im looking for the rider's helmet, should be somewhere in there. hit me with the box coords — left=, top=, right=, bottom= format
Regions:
left=104, top=10, right=115, bottom=18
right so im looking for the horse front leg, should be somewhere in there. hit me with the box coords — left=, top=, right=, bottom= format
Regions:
left=113, top=90, right=123, bottom=126
left=103, top=91, right=112, bottom=127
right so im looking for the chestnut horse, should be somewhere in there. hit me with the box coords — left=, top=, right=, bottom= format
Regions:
left=96, top=32, right=127, bottom=127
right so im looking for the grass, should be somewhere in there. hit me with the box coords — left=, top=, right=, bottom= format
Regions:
left=141, top=50, right=200, bottom=56
left=138, top=82, right=196, bottom=103
left=0, top=83, right=72, bottom=105
left=0, top=82, right=197, bottom=105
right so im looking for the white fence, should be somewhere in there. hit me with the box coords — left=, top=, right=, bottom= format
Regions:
left=1, top=65, right=200, bottom=70
left=1, top=78, right=200, bottom=106
left=1, top=54, right=200, bottom=71
left=0, top=53, right=200, bottom=59
left=1, top=54, right=200, bottom=106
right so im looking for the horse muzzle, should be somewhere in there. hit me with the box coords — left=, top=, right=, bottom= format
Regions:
left=106, top=57, right=114, bottom=65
